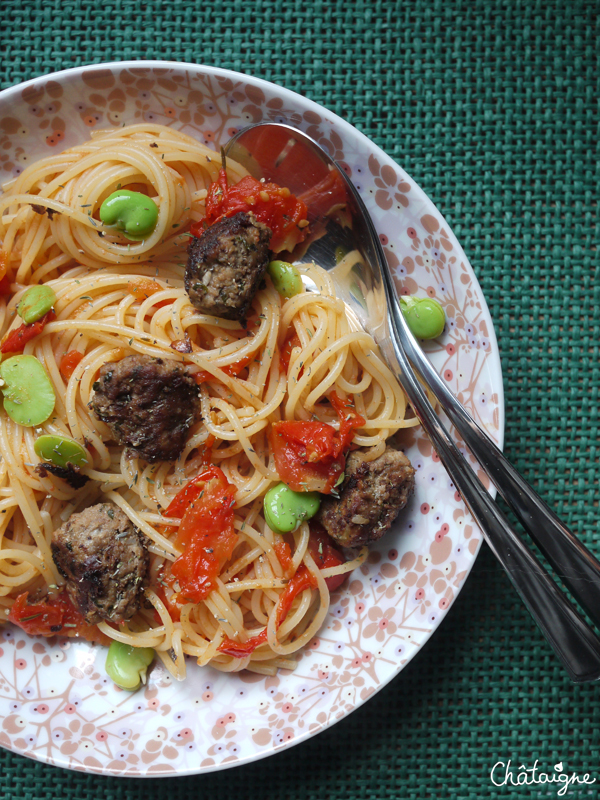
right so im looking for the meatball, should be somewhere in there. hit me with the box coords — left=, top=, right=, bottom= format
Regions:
left=185, top=211, right=271, bottom=320
left=90, top=355, right=200, bottom=463
left=317, top=447, right=416, bottom=548
left=51, top=502, right=149, bottom=624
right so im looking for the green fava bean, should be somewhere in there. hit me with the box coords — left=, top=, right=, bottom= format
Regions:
left=264, top=482, right=321, bottom=533
left=18, top=285, right=57, bottom=325
left=334, top=246, right=348, bottom=264
left=267, top=260, right=303, bottom=299
left=0, top=355, right=55, bottom=427
left=99, top=190, right=158, bottom=241
left=399, top=295, right=446, bottom=340
left=105, top=640, right=155, bottom=691
left=34, top=434, right=88, bottom=468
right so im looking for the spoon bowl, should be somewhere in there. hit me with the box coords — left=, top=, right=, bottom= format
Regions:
left=224, top=124, right=389, bottom=342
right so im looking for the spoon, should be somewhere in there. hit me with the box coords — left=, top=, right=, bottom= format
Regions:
left=224, top=123, right=600, bottom=683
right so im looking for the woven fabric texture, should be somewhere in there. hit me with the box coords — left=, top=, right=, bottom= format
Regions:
left=1, top=0, right=599, bottom=797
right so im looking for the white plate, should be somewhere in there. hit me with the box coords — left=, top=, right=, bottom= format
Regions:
left=0, top=62, right=504, bottom=776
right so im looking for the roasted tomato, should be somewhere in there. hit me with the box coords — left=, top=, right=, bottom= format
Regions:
left=59, top=350, right=84, bottom=380
left=166, top=466, right=238, bottom=603
left=269, top=420, right=345, bottom=493
left=307, top=523, right=347, bottom=591
left=328, top=392, right=365, bottom=453
left=273, top=540, right=293, bottom=574
left=190, top=168, right=309, bottom=253
left=269, top=393, right=365, bottom=493
left=279, top=331, right=302, bottom=373
left=0, top=275, right=12, bottom=297
left=1, top=310, right=55, bottom=354
left=192, top=353, right=254, bottom=385
left=8, top=591, right=107, bottom=644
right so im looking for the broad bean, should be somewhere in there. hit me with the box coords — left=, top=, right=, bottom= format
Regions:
left=18, top=285, right=57, bottom=325
left=34, top=434, right=88, bottom=468
left=99, top=190, right=158, bottom=241
left=267, top=260, right=303, bottom=299
left=399, top=295, right=445, bottom=339
left=105, top=641, right=155, bottom=691
left=264, top=482, right=321, bottom=533
left=0, top=355, right=55, bottom=426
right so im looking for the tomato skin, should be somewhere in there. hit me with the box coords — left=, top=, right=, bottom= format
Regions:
left=279, top=332, right=301, bottom=373
left=275, top=421, right=336, bottom=463
left=167, top=466, right=238, bottom=604
left=273, top=540, right=293, bottom=574
left=299, top=169, right=349, bottom=220
left=154, top=583, right=183, bottom=623
left=307, top=524, right=347, bottom=591
left=217, top=535, right=347, bottom=658
left=198, top=434, right=215, bottom=468
left=59, top=350, right=84, bottom=380
left=165, top=465, right=224, bottom=517
left=218, top=565, right=317, bottom=658
left=218, top=628, right=268, bottom=658
left=0, top=252, right=8, bottom=282
left=274, top=565, right=317, bottom=625
left=328, top=392, right=365, bottom=452
left=164, top=476, right=206, bottom=518
left=193, top=354, right=254, bottom=385
left=8, top=592, right=63, bottom=634
left=1, top=310, right=55, bottom=354
left=127, top=278, right=162, bottom=299
left=8, top=591, right=108, bottom=644
left=190, top=169, right=309, bottom=253
left=0, top=276, right=12, bottom=297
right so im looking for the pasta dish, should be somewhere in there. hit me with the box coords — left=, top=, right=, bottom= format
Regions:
left=0, top=124, right=417, bottom=684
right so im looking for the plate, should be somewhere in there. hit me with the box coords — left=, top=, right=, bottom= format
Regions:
left=0, top=62, right=504, bottom=776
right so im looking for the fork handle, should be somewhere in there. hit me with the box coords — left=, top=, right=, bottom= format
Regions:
left=392, top=297, right=600, bottom=632
left=382, top=308, right=600, bottom=683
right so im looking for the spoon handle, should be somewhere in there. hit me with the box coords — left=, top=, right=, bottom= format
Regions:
left=390, top=295, right=600, bottom=632
left=382, top=303, right=600, bottom=683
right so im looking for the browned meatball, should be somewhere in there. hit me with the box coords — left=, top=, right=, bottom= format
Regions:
left=185, top=211, right=271, bottom=320
left=51, top=503, right=148, bottom=624
left=90, top=355, right=200, bottom=463
left=317, top=447, right=415, bottom=547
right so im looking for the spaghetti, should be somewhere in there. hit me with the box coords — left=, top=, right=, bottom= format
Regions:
left=0, top=124, right=418, bottom=679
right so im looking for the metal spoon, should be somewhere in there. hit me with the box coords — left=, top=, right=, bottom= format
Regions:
left=224, top=123, right=600, bottom=682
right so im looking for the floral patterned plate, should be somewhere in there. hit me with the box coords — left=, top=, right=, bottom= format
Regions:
left=0, top=62, right=504, bottom=776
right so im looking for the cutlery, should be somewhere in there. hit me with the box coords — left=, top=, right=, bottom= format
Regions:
left=224, top=123, right=600, bottom=682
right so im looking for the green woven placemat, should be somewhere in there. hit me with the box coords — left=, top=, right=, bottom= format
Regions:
left=1, top=0, right=599, bottom=797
